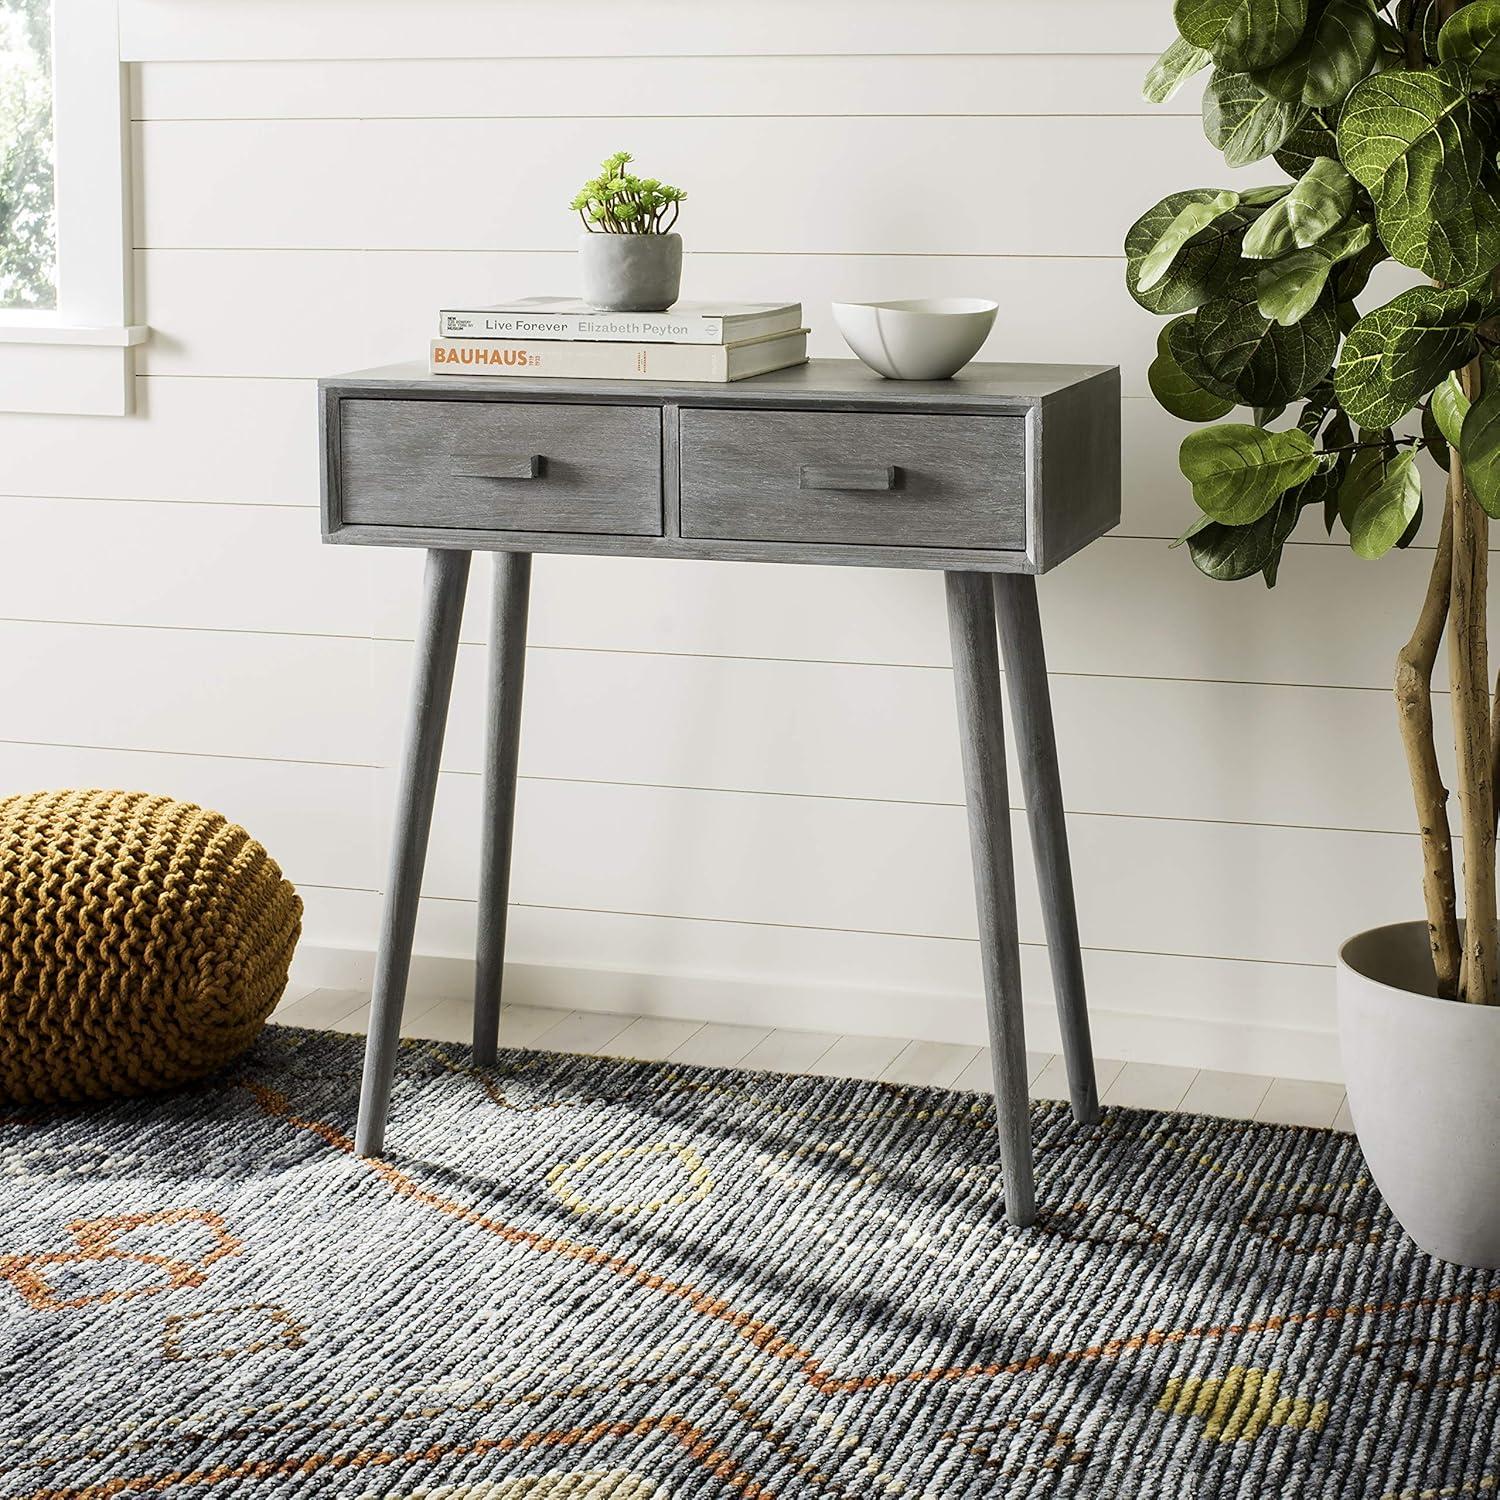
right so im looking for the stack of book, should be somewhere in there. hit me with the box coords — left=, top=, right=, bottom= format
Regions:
left=430, top=297, right=807, bottom=383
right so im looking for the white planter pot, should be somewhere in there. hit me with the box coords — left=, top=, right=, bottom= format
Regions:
left=1337, top=919, right=1500, bottom=1269
left=577, top=232, right=682, bottom=313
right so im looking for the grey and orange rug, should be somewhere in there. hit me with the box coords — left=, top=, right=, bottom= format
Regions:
left=1, top=1025, right=1496, bottom=1498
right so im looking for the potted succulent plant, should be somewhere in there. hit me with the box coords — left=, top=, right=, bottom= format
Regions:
left=570, top=150, right=686, bottom=313
left=1132, top=0, right=1500, bottom=1267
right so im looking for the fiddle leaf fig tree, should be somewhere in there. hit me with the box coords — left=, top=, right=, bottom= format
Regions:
left=1133, top=0, right=1500, bottom=1004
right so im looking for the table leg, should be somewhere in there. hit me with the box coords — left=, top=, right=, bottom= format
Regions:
left=945, top=570, right=1036, bottom=1227
left=356, top=547, right=471, bottom=1157
left=993, top=574, right=1101, bottom=1126
left=473, top=552, right=532, bottom=1065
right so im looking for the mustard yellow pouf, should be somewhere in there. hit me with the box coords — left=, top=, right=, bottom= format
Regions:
left=0, top=789, right=302, bottom=1104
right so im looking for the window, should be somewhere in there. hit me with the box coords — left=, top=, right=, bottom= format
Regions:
left=0, top=0, right=55, bottom=309
left=0, top=0, right=145, bottom=415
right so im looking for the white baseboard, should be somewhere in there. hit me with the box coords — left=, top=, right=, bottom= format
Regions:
left=291, top=942, right=1343, bottom=1083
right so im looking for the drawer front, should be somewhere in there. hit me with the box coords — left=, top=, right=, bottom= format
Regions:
left=338, top=399, right=662, bottom=536
left=678, top=408, right=1026, bottom=551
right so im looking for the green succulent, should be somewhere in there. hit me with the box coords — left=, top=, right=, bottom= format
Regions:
left=570, top=151, right=686, bottom=235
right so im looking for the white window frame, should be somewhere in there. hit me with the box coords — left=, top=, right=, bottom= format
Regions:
left=0, top=0, right=146, bottom=415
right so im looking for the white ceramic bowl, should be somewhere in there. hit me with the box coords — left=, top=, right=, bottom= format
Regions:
left=831, top=297, right=998, bottom=381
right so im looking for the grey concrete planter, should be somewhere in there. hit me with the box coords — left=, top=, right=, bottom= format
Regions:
left=1337, top=919, right=1500, bottom=1269
left=577, top=232, right=682, bottom=312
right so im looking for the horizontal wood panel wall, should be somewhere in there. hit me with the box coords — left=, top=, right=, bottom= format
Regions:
left=0, top=3, right=1439, bottom=1080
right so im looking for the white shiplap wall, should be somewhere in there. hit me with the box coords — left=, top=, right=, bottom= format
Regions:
left=0, top=1, right=1445, bottom=1081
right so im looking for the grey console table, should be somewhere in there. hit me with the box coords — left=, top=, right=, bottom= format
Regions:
left=318, top=357, right=1120, bottom=1227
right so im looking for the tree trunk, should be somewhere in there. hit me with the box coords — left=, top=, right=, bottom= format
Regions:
left=1449, top=361, right=1497, bottom=1004
left=1396, top=501, right=1460, bottom=995
left=1491, top=666, right=1500, bottom=836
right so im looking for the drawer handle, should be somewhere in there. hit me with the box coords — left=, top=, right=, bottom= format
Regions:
left=800, top=463, right=900, bottom=492
left=453, top=453, right=543, bottom=480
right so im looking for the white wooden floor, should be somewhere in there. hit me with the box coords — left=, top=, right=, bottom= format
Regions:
left=269, top=985, right=1352, bottom=1132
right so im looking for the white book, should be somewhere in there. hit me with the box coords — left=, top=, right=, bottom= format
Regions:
left=436, top=298, right=802, bottom=346
left=430, top=329, right=809, bottom=383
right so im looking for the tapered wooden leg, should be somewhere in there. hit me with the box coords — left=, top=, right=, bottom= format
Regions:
left=473, top=552, right=532, bottom=1065
left=993, top=574, right=1101, bottom=1126
left=356, top=548, right=471, bottom=1157
left=945, top=570, right=1036, bottom=1227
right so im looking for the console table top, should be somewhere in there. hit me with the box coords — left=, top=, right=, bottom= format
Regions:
left=322, top=356, right=1117, bottom=412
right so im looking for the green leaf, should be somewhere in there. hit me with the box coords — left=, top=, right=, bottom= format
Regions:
left=1203, top=72, right=1308, bottom=166
left=1296, top=377, right=1338, bottom=435
left=1279, top=458, right=1345, bottom=538
left=1124, top=189, right=1256, bottom=313
left=1242, top=157, right=1356, bottom=258
left=1171, top=511, right=1216, bottom=547
left=1174, top=0, right=1310, bottom=70
left=1329, top=232, right=1388, bottom=302
left=1144, top=36, right=1215, bottom=101
left=1460, top=386, right=1500, bottom=518
left=1250, top=0, right=1380, bottom=106
left=1297, top=0, right=1380, bottom=103
left=1173, top=284, right=1340, bottom=404
left=1179, top=422, right=1320, bottom=523
left=1186, top=490, right=1305, bottom=580
left=1394, top=182, right=1500, bottom=285
left=1323, top=459, right=1351, bottom=531
left=1337, top=446, right=1390, bottom=529
left=1254, top=221, right=1373, bottom=325
left=1437, top=0, right=1500, bottom=82
left=1337, top=62, right=1500, bottom=282
left=1399, top=0, right=1444, bottom=61
left=1149, top=320, right=1238, bottom=421
left=1254, top=248, right=1335, bottom=325
left=1241, top=184, right=1293, bottom=207
left=1274, top=109, right=1340, bottom=175
left=1349, top=449, right=1422, bottom=558
left=1138, top=191, right=1243, bottom=292
left=1396, top=498, right=1424, bottom=548
left=1422, top=400, right=1451, bottom=470
left=1334, top=285, right=1487, bottom=428
left=1431, top=370, right=1471, bottom=449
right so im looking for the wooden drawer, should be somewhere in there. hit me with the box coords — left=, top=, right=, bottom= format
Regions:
left=678, top=408, right=1026, bottom=551
left=338, top=398, right=663, bottom=536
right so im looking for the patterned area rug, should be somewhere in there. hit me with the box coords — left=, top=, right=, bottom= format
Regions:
left=1, top=1027, right=1497, bottom=1499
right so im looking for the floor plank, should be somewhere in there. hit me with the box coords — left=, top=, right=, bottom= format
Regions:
left=328, top=1001, right=371, bottom=1035
left=806, top=1033, right=908, bottom=1080
left=594, top=1016, right=705, bottom=1061
left=668, top=1022, right=773, bottom=1068
left=1254, top=1078, right=1346, bottom=1129
left=1102, top=1061, right=1198, bottom=1112
left=400, top=1000, right=570, bottom=1048
left=1180, top=1069, right=1275, bottom=1122
left=272, top=988, right=368, bottom=1029
left=949, top=1049, right=1055, bottom=1095
left=739, top=1029, right=839, bottom=1074
left=1032, top=1053, right=1125, bottom=1103
left=406, top=997, right=480, bottom=1044
left=529, top=1010, right=635, bottom=1056
left=493, top=1003, right=572, bottom=1048
left=272, top=983, right=317, bottom=1014
left=881, top=1040, right=981, bottom=1088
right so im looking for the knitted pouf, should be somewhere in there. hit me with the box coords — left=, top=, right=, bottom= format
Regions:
left=0, top=789, right=301, bottom=1104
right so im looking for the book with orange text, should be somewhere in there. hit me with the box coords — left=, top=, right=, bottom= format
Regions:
left=429, top=329, right=808, bottom=382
